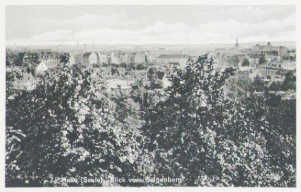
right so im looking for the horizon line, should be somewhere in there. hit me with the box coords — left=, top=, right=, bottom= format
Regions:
left=6, top=40, right=296, bottom=47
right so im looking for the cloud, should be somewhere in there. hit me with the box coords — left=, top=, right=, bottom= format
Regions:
left=59, top=13, right=128, bottom=29
left=7, top=6, right=296, bottom=45
left=31, top=30, right=73, bottom=41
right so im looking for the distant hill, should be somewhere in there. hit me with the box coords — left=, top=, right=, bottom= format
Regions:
left=6, top=41, right=296, bottom=52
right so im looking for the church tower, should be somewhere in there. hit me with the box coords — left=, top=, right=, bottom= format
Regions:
left=235, top=37, right=239, bottom=48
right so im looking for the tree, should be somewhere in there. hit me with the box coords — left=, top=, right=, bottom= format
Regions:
left=269, top=81, right=282, bottom=91
left=251, top=75, right=266, bottom=92
left=244, top=92, right=296, bottom=186
left=6, top=64, right=145, bottom=187
left=259, top=54, right=266, bottom=65
left=241, top=58, right=250, bottom=66
left=229, top=55, right=240, bottom=66
left=59, top=53, right=71, bottom=65
left=141, top=54, right=295, bottom=186
left=12, top=52, right=25, bottom=66
left=6, top=50, right=14, bottom=66
left=142, top=54, right=233, bottom=185
left=281, top=71, right=296, bottom=91
left=6, top=69, right=23, bottom=98
left=136, top=63, right=146, bottom=70
left=6, top=51, right=295, bottom=187
left=146, top=67, right=163, bottom=89
left=28, top=52, right=40, bottom=65
left=22, top=52, right=41, bottom=75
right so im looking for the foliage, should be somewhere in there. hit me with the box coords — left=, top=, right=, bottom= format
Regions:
left=281, top=71, right=296, bottom=91
left=6, top=65, right=145, bottom=186
left=228, top=55, right=239, bottom=66
left=136, top=63, right=146, bottom=70
left=6, top=69, right=23, bottom=98
left=6, top=126, right=26, bottom=185
left=59, top=53, right=71, bottom=65
left=250, top=76, right=266, bottom=92
left=259, top=54, right=266, bottom=65
left=141, top=54, right=295, bottom=186
left=146, top=67, right=164, bottom=89
left=269, top=81, right=282, bottom=91
left=241, top=58, right=250, bottom=66
left=283, top=55, right=296, bottom=61
left=25, top=52, right=41, bottom=65
left=6, top=51, right=25, bottom=66
left=6, top=52, right=296, bottom=187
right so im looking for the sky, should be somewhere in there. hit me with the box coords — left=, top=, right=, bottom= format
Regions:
left=5, top=5, right=296, bottom=45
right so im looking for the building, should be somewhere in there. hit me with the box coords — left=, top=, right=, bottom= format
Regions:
left=134, top=52, right=147, bottom=64
left=12, top=72, right=36, bottom=91
left=253, top=42, right=289, bottom=57
left=98, top=52, right=110, bottom=64
left=110, top=52, right=122, bottom=65
left=40, top=52, right=60, bottom=68
left=157, top=54, right=189, bottom=68
left=83, top=52, right=99, bottom=66
left=120, top=53, right=132, bottom=64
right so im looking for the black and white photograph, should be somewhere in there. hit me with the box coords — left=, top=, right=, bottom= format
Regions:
left=3, top=1, right=298, bottom=189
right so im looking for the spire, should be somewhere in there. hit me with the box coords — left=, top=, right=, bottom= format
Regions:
left=235, top=37, right=239, bottom=48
